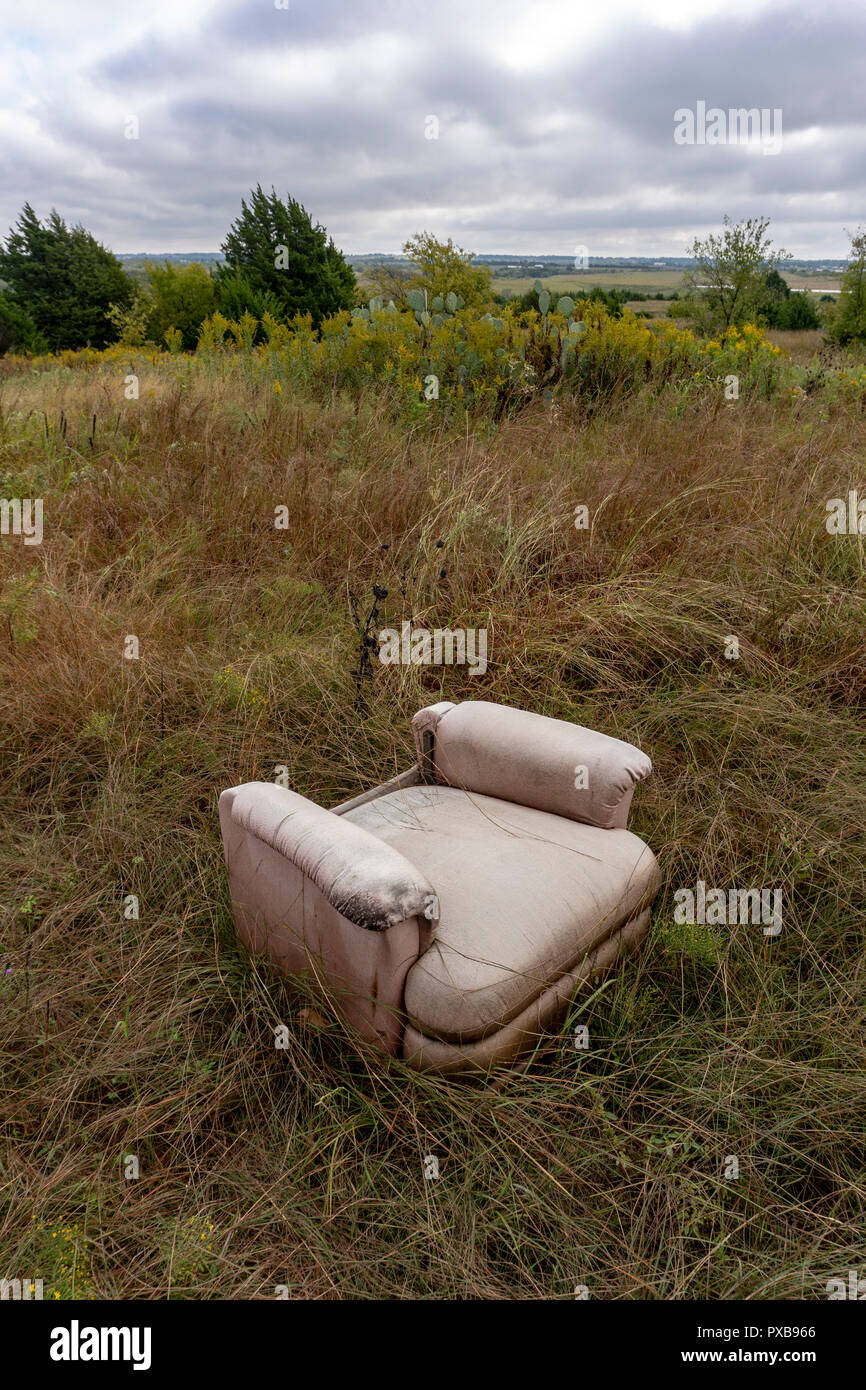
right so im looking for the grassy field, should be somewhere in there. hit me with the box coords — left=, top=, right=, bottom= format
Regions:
left=764, top=329, right=828, bottom=364
left=0, top=344, right=864, bottom=1298
left=493, top=269, right=686, bottom=296
left=492, top=270, right=842, bottom=298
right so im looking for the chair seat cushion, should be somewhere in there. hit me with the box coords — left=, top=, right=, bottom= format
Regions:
left=342, top=785, right=660, bottom=1044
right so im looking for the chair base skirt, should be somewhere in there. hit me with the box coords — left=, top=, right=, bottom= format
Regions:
left=401, top=907, right=651, bottom=1077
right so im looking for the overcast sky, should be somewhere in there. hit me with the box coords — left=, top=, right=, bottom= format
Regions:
left=0, top=0, right=862, bottom=257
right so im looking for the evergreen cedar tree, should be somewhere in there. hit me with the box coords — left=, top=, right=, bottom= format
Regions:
left=0, top=292, right=45, bottom=355
left=0, top=203, right=133, bottom=351
left=217, top=185, right=356, bottom=329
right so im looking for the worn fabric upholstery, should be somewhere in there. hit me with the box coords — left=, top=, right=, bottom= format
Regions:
left=219, top=701, right=660, bottom=1076
left=401, top=909, right=651, bottom=1074
left=412, top=700, right=652, bottom=829
left=225, top=782, right=439, bottom=930
left=344, top=784, right=660, bottom=1044
left=219, top=785, right=437, bottom=1054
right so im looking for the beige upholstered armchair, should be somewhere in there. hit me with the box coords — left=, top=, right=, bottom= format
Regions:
left=219, top=701, right=660, bottom=1076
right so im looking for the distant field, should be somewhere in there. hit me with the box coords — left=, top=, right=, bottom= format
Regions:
left=493, top=269, right=685, bottom=296
left=624, top=299, right=674, bottom=317
left=492, top=270, right=842, bottom=298
left=133, top=259, right=841, bottom=303
left=118, top=256, right=843, bottom=301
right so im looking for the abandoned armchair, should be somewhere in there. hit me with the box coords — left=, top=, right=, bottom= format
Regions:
left=219, top=700, right=661, bottom=1076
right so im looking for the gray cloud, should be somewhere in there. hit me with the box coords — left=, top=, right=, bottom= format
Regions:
left=0, top=0, right=862, bottom=256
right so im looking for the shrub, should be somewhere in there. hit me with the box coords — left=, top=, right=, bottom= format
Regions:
left=248, top=293, right=794, bottom=414
left=0, top=292, right=47, bottom=355
left=214, top=268, right=284, bottom=332
left=105, top=294, right=153, bottom=348
left=402, top=232, right=493, bottom=309
left=145, top=261, right=218, bottom=351
left=760, top=271, right=820, bottom=331
left=684, top=215, right=791, bottom=332
left=830, top=229, right=866, bottom=344
left=769, top=292, right=820, bottom=331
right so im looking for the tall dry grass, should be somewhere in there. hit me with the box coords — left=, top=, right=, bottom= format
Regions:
left=0, top=354, right=864, bottom=1298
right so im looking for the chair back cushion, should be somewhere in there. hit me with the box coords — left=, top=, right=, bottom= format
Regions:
left=412, top=700, right=651, bottom=830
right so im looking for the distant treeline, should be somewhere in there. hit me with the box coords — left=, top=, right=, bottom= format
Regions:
left=1, top=195, right=864, bottom=356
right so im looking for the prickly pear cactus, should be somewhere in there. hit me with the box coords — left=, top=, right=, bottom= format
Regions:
left=406, top=289, right=427, bottom=315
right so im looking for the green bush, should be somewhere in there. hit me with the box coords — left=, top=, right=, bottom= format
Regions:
left=401, top=232, right=493, bottom=309
left=760, top=270, right=820, bottom=330
left=192, top=294, right=797, bottom=416
left=146, top=261, right=218, bottom=351
left=830, top=229, right=866, bottom=344
left=769, top=292, right=820, bottom=330
left=215, top=269, right=284, bottom=338
left=0, top=292, right=47, bottom=355
left=508, top=284, right=629, bottom=318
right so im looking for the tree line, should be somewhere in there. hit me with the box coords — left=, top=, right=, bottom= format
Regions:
left=0, top=186, right=356, bottom=355
left=0, top=192, right=864, bottom=356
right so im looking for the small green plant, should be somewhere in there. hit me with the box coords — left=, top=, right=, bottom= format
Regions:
left=30, top=1218, right=97, bottom=1300
left=658, top=916, right=725, bottom=966
left=212, top=667, right=268, bottom=713
left=167, top=1214, right=218, bottom=1292
left=106, top=294, right=152, bottom=348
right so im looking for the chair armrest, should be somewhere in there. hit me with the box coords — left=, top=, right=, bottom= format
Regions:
left=330, top=765, right=421, bottom=816
left=412, top=700, right=651, bottom=830
left=220, top=782, right=440, bottom=932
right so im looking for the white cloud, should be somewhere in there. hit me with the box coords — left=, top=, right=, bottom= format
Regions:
left=0, top=0, right=860, bottom=256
